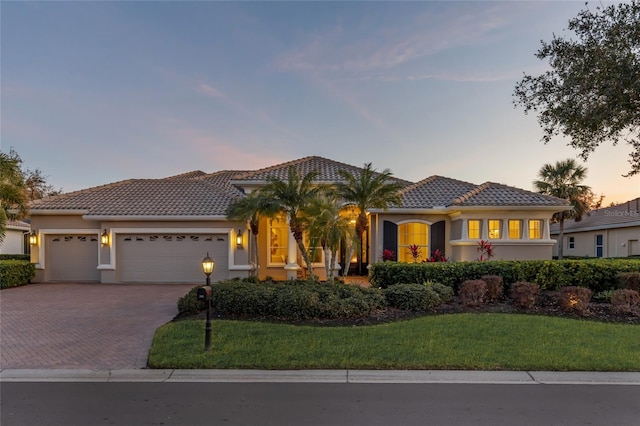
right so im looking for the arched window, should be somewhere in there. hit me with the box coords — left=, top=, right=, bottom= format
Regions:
left=398, top=222, right=429, bottom=263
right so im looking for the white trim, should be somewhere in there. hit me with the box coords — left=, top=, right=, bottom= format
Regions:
left=450, top=239, right=557, bottom=246
left=395, top=218, right=434, bottom=226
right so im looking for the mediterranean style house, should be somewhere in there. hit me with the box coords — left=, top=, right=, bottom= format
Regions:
left=29, top=156, right=569, bottom=283
left=551, top=198, right=640, bottom=258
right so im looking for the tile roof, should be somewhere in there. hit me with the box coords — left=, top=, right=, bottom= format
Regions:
left=551, top=197, right=640, bottom=233
left=232, top=155, right=412, bottom=185
left=398, top=176, right=477, bottom=208
left=28, top=156, right=571, bottom=217
left=6, top=220, right=30, bottom=230
left=30, top=179, right=240, bottom=217
left=451, top=182, right=570, bottom=207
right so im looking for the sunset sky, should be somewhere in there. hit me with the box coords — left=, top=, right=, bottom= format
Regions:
left=3, top=1, right=638, bottom=204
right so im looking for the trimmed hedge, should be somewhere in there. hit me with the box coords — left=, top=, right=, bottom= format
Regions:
left=369, top=259, right=640, bottom=292
left=382, top=284, right=443, bottom=311
left=178, top=278, right=385, bottom=321
left=0, top=254, right=30, bottom=261
left=0, top=260, right=35, bottom=289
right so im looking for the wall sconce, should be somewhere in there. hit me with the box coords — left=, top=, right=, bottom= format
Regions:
left=100, top=229, right=110, bottom=246
left=29, top=230, right=38, bottom=246
left=236, top=229, right=243, bottom=248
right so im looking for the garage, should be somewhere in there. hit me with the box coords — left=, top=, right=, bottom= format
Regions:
left=47, top=234, right=100, bottom=282
left=116, top=233, right=229, bottom=283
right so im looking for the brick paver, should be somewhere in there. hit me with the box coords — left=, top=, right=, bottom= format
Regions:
left=0, top=283, right=193, bottom=369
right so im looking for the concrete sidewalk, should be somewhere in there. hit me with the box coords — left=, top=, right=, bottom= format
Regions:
left=2, top=369, right=639, bottom=384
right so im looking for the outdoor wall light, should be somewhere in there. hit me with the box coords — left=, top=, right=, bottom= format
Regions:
left=201, top=252, right=215, bottom=285
left=29, top=231, right=38, bottom=246
left=236, top=229, right=243, bottom=248
left=100, top=229, right=110, bottom=246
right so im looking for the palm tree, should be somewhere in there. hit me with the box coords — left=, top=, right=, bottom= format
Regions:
left=0, top=151, right=28, bottom=243
left=259, top=167, right=325, bottom=280
left=336, top=163, right=403, bottom=275
left=302, top=192, right=355, bottom=283
left=225, top=192, right=279, bottom=276
left=534, top=159, right=593, bottom=259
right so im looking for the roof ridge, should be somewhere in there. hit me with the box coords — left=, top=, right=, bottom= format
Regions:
left=163, top=170, right=207, bottom=180
left=451, top=182, right=490, bottom=205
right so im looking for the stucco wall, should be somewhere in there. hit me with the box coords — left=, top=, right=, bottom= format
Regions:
left=553, top=226, right=640, bottom=258
left=0, top=229, right=26, bottom=254
left=452, top=242, right=553, bottom=261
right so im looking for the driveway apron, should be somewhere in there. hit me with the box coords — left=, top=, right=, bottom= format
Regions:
left=0, top=283, right=193, bottom=369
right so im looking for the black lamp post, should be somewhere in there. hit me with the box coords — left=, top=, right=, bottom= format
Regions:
left=200, top=252, right=215, bottom=351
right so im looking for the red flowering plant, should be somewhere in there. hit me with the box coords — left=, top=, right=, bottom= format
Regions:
left=425, top=249, right=448, bottom=262
left=382, top=249, right=396, bottom=262
left=476, top=239, right=494, bottom=261
left=407, top=244, right=422, bottom=263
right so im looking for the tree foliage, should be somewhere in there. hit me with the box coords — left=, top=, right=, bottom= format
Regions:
left=514, top=1, right=640, bottom=176
left=533, top=159, right=596, bottom=259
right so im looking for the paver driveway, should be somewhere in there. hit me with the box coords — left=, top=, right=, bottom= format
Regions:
left=0, top=283, right=193, bottom=369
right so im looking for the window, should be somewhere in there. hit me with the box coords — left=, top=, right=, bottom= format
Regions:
left=488, top=220, right=501, bottom=239
left=568, top=236, right=575, bottom=249
left=528, top=220, right=542, bottom=239
left=269, top=214, right=288, bottom=264
left=468, top=220, right=480, bottom=239
left=398, top=222, right=429, bottom=263
left=595, top=234, right=603, bottom=258
left=508, top=220, right=521, bottom=239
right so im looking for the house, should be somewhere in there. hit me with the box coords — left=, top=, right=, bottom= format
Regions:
left=0, top=220, right=30, bottom=255
left=551, top=198, right=640, bottom=258
left=29, top=156, right=569, bottom=283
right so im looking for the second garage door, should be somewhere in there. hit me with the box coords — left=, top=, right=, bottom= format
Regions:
left=117, top=233, right=229, bottom=283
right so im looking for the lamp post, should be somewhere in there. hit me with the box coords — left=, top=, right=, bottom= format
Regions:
left=200, top=252, right=215, bottom=351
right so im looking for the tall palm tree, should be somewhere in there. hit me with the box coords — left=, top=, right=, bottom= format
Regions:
left=336, top=163, right=403, bottom=275
left=0, top=151, right=28, bottom=243
left=302, top=192, right=355, bottom=283
left=259, top=167, right=325, bottom=280
left=225, top=192, right=279, bottom=276
left=534, top=158, right=592, bottom=259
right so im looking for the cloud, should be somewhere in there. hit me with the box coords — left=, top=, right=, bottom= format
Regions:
left=197, top=83, right=225, bottom=98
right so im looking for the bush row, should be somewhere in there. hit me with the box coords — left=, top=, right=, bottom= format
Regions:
left=369, top=259, right=640, bottom=292
left=178, top=278, right=385, bottom=320
left=0, top=260, right=35, bottom=289
left=0, top=254, right=30, bottom=261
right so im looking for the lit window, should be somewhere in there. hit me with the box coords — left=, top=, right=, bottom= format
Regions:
left=488, top=220, right=501, bottom=239
left=398, top=222, right=429, bottom=263
left=468, top=220, right=480, bottom=239
left=528, top=220, right=542, bottom=239
left=268, top=214, right=288, bottom=264
left=508, top=220, right=521, bottom=239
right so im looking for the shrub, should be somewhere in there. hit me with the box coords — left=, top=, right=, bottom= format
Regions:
left=559, top=286, right=593, bottom=315
left=0, top=254, right=30, bottom=261
left=382, top=284, right=443, bottom=311
left=424, top=281, right=454, bottom=303
left=510, top=282, right=540, bottom=309
left=177, top=286, right=205, bottom=316
left=593, top=289, right=614, bottom=303
left=481, top=275, right=504, bottom=302
left=611, top=289, right=640, bottom=315
left=0, top=260, right=35, bottom=289
left=369, top=258, right=640, bottom=292
left=617, top=272, right=640, bottom=292
left=458, top=280, right=487, bottom=307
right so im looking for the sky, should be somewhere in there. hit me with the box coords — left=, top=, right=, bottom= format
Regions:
left=2, top=1, right=639, bottom=204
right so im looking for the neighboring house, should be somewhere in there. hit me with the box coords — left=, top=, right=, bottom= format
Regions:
left=29, top=156, right=568, bottom=283
left=551, top=198, right=640, bottom=258
left=0, top=220, right=30, bottom=255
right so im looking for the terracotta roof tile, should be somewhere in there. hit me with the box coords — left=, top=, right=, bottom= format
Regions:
left=31, top=179, right=239, bottom=216
left=451, top=182, right=569, bottom=207
left=398, top=176, right=477, bottom=208
left=551, top=197, right=640, bottom=233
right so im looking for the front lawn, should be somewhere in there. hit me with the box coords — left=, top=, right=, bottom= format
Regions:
left=148, top=313, right=640, bottom=371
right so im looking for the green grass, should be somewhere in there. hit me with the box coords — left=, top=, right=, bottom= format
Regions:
left=148, top=313, right=640, bottom=371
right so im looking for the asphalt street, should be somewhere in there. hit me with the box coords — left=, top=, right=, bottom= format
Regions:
left=2, top=382, right=640, bottom=426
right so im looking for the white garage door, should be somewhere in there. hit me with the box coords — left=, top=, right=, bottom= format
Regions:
left=48, top=235, right=99, bottom=282
left=117, top=233, right=228, bottom=283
